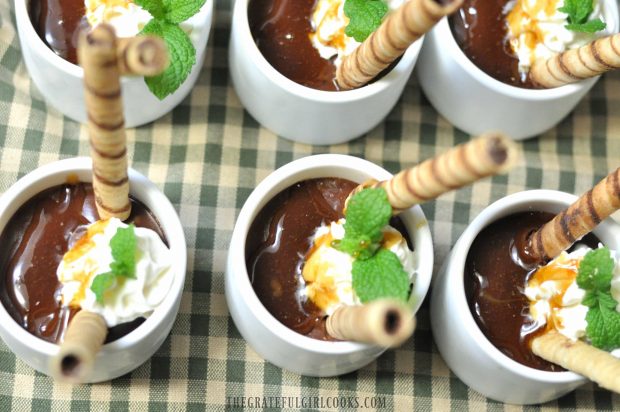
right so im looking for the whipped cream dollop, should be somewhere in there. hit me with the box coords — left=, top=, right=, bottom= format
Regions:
left=301, top=218, right=416, bottom=315
left=57, top=218, right=173, bottom=327
left=85, top=0, right=153, bottom=38
left=525, top=245, right=620, bottom=349
left=506, top=0, right=609, bottom=76
left=310, top=0, right=405, bottom=67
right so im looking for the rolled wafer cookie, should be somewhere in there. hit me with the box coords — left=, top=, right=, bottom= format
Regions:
left=326, top=300, right=415, bottom=346
left=336, top=0, right=463, bottom=90
left=117, top=36, right=169, bottom=77
left=530, top=33, right=620, bottom=89
left=532, top=331, right=620, bottom=393
left=524, top=167, right=620, bottom=263
left=349, top=132, right=519, bottom=214
left=78, top=24, right=131, bottom=220
left=50, top=310, right=108, bottom=383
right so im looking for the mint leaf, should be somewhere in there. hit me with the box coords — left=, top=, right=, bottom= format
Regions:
left=344, top=188, right=391, bottom=240
left=559, top=0, right=606, bottom=33
left=91, top=272, right=116, bottom=304
left=109, top=224, right=137, bottom=278
left=559, top=0, right=592, bottom=23
left=586, top=302, right=620, bottom=350
left=134, top=0, right=166, bottom=20
left=566, top=19, right=607, bottom=33
left=163, top=0, right=206, bottom=24
left=576, top=248, right=620, bottom=349
left=337, top=188, right=392, bottom=259
left=142, top=20, right=195, bottom=100
left=344, top=0, right=388, bottom=42
left=576, top=247, right=614, bottom=291
left=352, top=249, right=409, bottom=303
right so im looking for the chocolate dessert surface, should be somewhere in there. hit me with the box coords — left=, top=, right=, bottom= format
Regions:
left=465, top=211, right=600, bottom=371
left=246, top=177, right=413, bottom=340
left=0, top=182, right=166, bottom=344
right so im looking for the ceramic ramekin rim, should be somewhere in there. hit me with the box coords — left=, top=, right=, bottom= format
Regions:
left=446, top=189, right=620, bottom=383
left=0, top=157, right=187, bottom=357
left=232, top=0, right=423, bottom=104
left=434, top=0, right=620, bottom=100
left=228, top=154, right=433, bottom=355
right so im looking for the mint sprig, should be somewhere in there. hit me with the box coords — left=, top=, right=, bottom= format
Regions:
left=90, top=224, right=138, bottom=304
left=344, top=0, right=388, bottom=42
left=336, top=187, right=392, bottom=259
left=135, top=0, right=206, bottom=100
left=559, top=0, right=606, bottom=33
left=353, top=248, right=410, bottom=303
left=576, top=247, right=620, bottom=350
left=335, top=187, right=410, bottom=303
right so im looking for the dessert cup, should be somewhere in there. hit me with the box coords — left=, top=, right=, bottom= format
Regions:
left=0, top=157, right=187, bottom=383
left=228, top=0, right=423, bottom=145
left=431, top=190, right=620, bottom=404
left=416, top=0, right=619, bottom=140
left=14, top=0, right=214, bottom=128
left=225, top=154, right=433, bottom=376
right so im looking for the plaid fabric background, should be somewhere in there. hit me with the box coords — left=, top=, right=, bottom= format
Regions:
left=0, top=0, right=619, bottom=410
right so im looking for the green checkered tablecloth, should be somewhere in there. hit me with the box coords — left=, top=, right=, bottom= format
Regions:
left=1, top=0, right=619, bottom=410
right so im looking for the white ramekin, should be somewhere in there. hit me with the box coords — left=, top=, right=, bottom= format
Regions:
left=228, top=0, right=423, bottom=145
left=416, top=1, right=620, bottom=140
left=431, top=189, right=620, bottom=404
left=0, top=157, right=187, bottom=382
left=14, top=0, right=214, bottom=128
left=225, top=154, right=433, bottom=376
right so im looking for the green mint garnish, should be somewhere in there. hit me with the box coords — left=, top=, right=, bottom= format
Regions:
left=559, top=0, right=606, bottom=33
left=336, top=187, right=392, bottom=260
left=335, top=187, right=410, bottom=303
left=344, top=0, right=388, bottom=42
left=135, top=0, right=206, bottom=100
left=90, top=224, right=138, bottom=304
left=162, top=0, right=205, bottom=24
left=576, top=247, right=620, bottom=350
left=352, top=248, right=410, bottom=303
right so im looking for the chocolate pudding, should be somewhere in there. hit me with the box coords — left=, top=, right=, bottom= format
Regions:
left=0, top=182, right=166, bottom=344
left=465, top=211, right=599, bottom=371
left=246, top=178, right=412, bottom=340
left=29, top=0, right=88, bottom=65
left=249, top=0, right=339, bottom=91
left=450, top=0, right=536, bottom=88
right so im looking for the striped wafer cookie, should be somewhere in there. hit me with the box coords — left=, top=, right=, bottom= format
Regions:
left=336, top=0, right=463, bottom=90
left=350, top=132, right=519, bottom=214
left=50, top=310, right=107, bottom=383
left=530, top=33, right=620, bottom=89
left=117, top=36, right=169, bottom=77
left=525, top=167, right=620, bottom=263
left=78, top=24, right=131, bottom=220
left=532, top=331, right=620, bottom=393
left=326, top=300, right=415, bottom=347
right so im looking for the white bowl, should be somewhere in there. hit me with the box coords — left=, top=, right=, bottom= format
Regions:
left=0, top=157, right=187, bottom=382
left=228, top=0, right=423, bottom=145
left=225, top=154, right=433, bottom=376
left=416, top=0, right=619, bottom=140
left=14, top=0, right=214, bottom=128
left=431, top=190, right=620, bottom=404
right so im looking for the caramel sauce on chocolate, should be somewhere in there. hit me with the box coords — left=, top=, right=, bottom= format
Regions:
left=29, top=0, right=88, bottom=64
left=246, top=178, right=355, bottom=340
left=246, top=178, right=412, bottom=341
left=0, top=183, right=166, bottom=344
left=465, top=211, right=599, bottom=371
left=248, top=0, right=339, bottom=91
left=450, top=0, right=536, bottom=88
